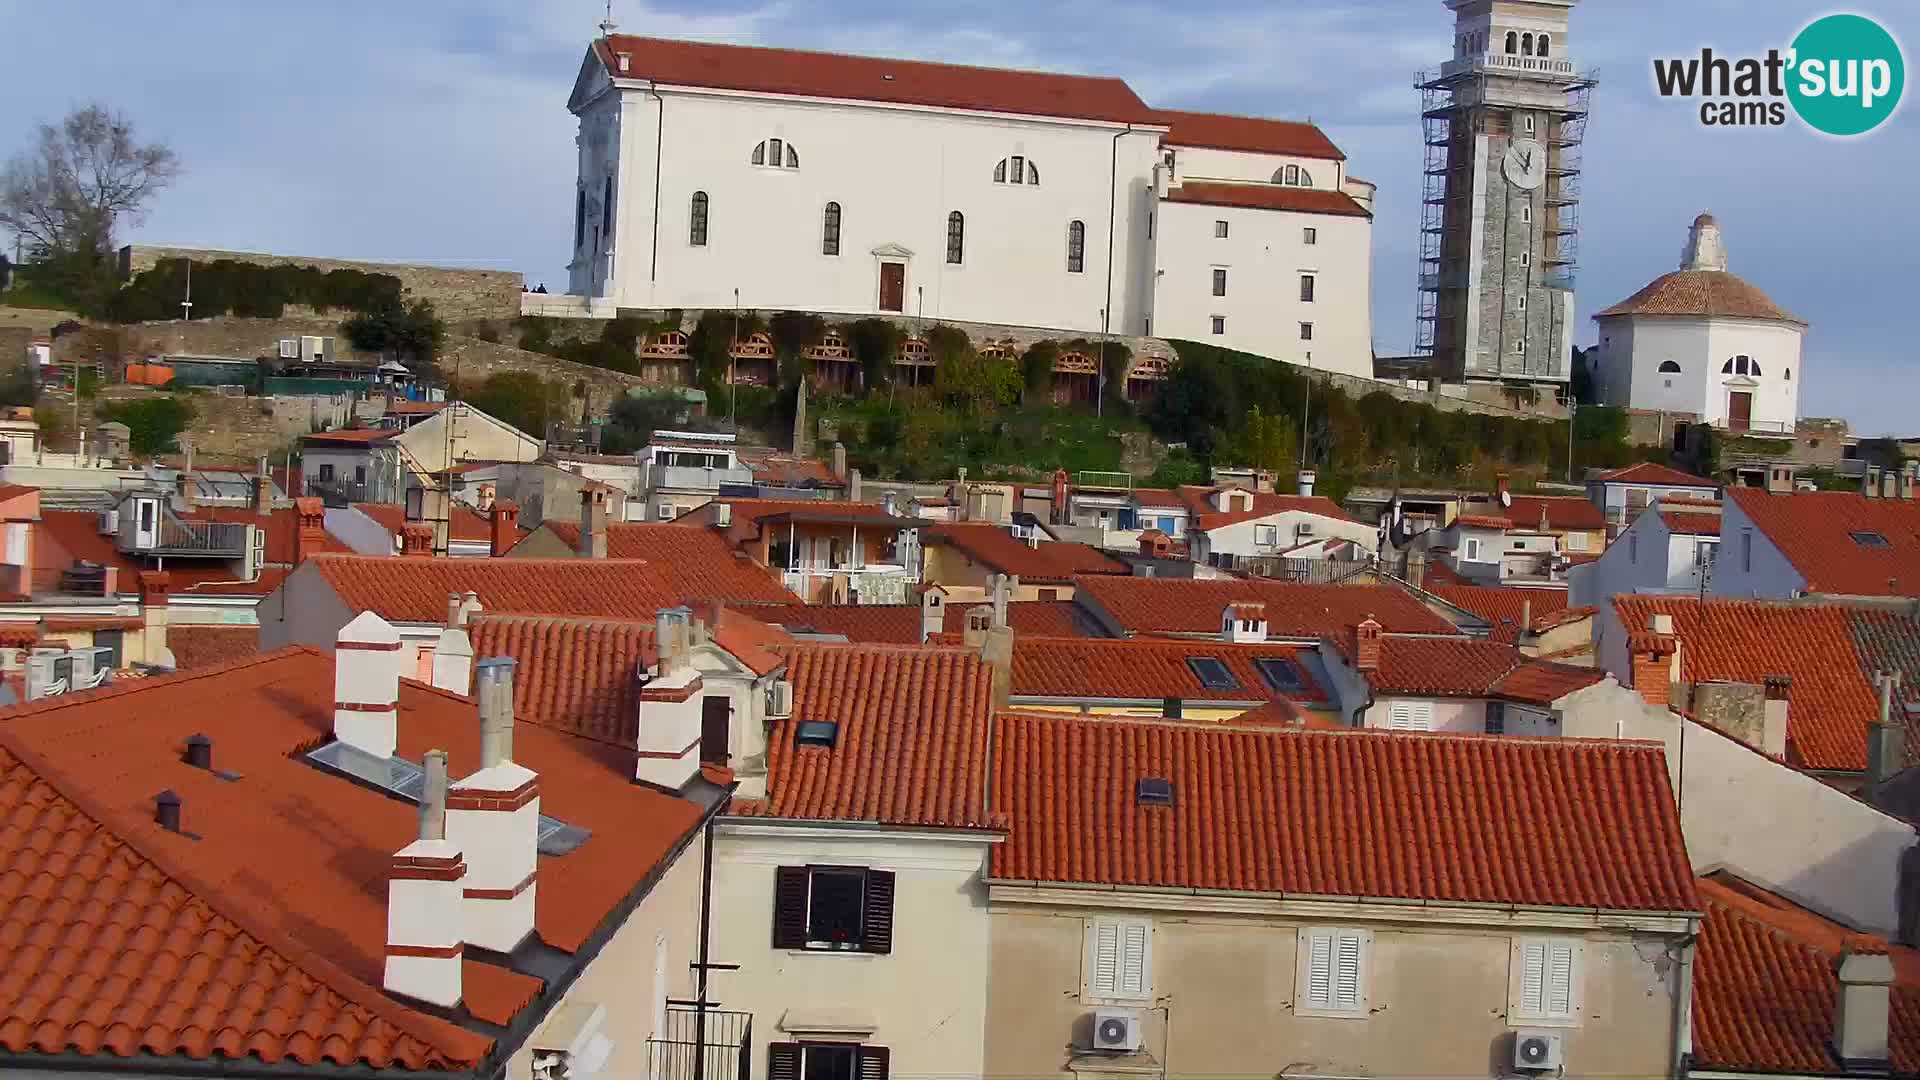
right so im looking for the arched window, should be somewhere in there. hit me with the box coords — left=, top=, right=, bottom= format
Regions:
left=751, top=139, right=801, bottom=168
left=751, top=142, right=765, bottom=166
left=689, top=191, right=709, bottom=247
left=1506, top=31, right=1518, bottom=54
left=822, top=202, right=841, bottom=257
left=1272, top=166, right=1314, bottom=187
left=600, top=176, right=613, bottom=237
left=1522, top=33, right=1534, bottom=56
left=1658, top=360, right=1682, bottom=373
left=994, top=157, right=1042, bottom=185
left=946, top=211, right=965, bottom=265
left=1028, top=160, right=1040, bottom=184
left=1721, top=355, right=1762, bottom=376
left=1785, top=368, right=1793, bottom=381
left=994, top=159, right=1006, bottom=183
left=1538, top=34, right=1551, bottom=57
left=1066, top=220, right=1085, bottom=274
left=574, top=188, right=586, bottom=249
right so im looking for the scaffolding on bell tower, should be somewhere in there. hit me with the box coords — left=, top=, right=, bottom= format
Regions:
left=1412, top=65, right=1597, bottom=362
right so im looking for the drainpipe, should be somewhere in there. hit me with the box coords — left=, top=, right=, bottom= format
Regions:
left=1670, top=929, right=1697, bottom=1080
left=693, top=815, right=715, bottom=1080
left=648, top=83, right=666, bottom=285
left=1103, top=124, right=1135, bottom=396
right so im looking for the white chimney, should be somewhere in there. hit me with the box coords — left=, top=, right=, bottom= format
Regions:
left=335, top=612, right=403, bottom=757
left=920, top=588, right=945, bottom=644
left=1835, top=949, right=1895, bottom=1069
left=432, top=628, right=474, bottom=694
left=1762, top=675, right=1791, bottom=760
left=446, top=657, right=539, bottom=953
left=1297, top=470, right=1317, bottom=499
left=709, top=501, right=732, bottom=529
left=384, top=749, right=466, bottom=1008
left=636, top=608, right=705, bottom=789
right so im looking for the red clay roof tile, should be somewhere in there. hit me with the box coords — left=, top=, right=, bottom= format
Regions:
left=1425, top=584, right=1571, bottom=635
left=165, top=624, right=260, bottom=670
left=1343, top=635, right=1604, bottom=703
left=1596, top=270, right=1804, bottom=324
left=990, top=713, right=1698, bottom=910
left=925, top=523, right=1126, bottom=583
left=1155, top=109, right=1345, bottom=160
left=1660, top=510, right=1723, bottom=536
left=1075, top=576, right=1461, bottom=639
left=1005, top=634, right=1326, bottom=704
left=1503, top=495, right=1608, bottom=532
left=1730, top=488, right=1920, bottom=597
left=352, top=502, right=502, bottom=544
left=1595, top=462, right=1718, bottom=487
left=1163, top=182, right=1371, bottom=218
left=534, top=522, right=796, bottom=598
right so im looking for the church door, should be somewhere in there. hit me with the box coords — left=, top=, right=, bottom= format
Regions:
left=879, top=262, right=905, bottom=312
left=1728, top=391, right=1753, bottom=432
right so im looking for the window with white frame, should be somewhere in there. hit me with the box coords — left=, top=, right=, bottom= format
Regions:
left=1215, top=220, right=1230, bottom=239
left=1563, top=531, right=1588, bottom=552
left=1210, top=316, right=1226, bottom=335
left=1296, top=927, right=1370, bottom=1017
left=1384, top=700, right=1435, bottom=731
left=1300, top=322, right=1314, bottom=342
left=1464, top=536, right=1482, bottom=561
left=994, top=156, right=1040, bottom=185
left=1303, top=227, right=1317, bottom=246
left=1084, top=917, right=1153, bottom=1003
left=1299, top=274, right=1316, bottom=302
left=751, top=138, right=800, bottom=169
left=1254, top=525, right=1279, bottom=546
left=1511, top=938, right=1581, bottom=1024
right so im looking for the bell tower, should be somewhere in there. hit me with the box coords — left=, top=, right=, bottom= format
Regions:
left=1416, top=0, right=1594, bottom=395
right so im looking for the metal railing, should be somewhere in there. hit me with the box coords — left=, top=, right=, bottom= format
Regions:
left=1076, top=470, right=1134, bottom=491
left=648, top=463, right=754, bottom=492
left=1715, top=418, right=1795, bottom=437
left=646, top=1007, right=750, bottom=1080
left=119, top=518, right=249, bottom=557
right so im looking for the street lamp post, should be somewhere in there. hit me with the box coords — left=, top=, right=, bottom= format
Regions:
left=731, top=288, right=740, bottom=429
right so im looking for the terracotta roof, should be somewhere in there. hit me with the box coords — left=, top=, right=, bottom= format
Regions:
left=596, top=35, right=1158, bottom=124
left=1660, top=510, right=1723, bottom=536
left=1129, top=488, right=1188, bottom=509
left=948, top=600, right=1091, bottom=638
left=1451, top=514, right=1514, bottom=530
left=1154, top=109, right=1345, bottom=160
left=186, top=505, right=350, bottom=564
left=165, top=624, right=260, bottom=670
left=1425, top=584, right=1571, bottom=635
left=33, top=510, right=252, bottom=594
left=176, top=568, right=291, bottom=597
left=0, top=648, right=710, bottom=1071
left=1660, top=496, right=1721, bottom=509
left=1178, top=486, right=1358, bottom=531
left=733, top=643, right=996, bottom=829
left=1595, top=462, right=1718, bottom=487
left=740, top=603, right=925, bottom=644
left=0, top=483, right=39, bottom=502
left=990, top=713, right=1699, bottom=911
left=300, top=551, right=797, bottom=623
left=1074, top=576, right=1461, bottom=639
left=1005, top=634, right=1327, bottom=705
left=527, top=523, right=793, bottom=599
left=1729, top=488, right=1920, bottom=597
left=747, top=455, right=838, bottom=487
left=352, top=502, right=501, bottom=544
left=924, top=523, right=1127, bottom=583
left=301, top=427, right=396, bottom=445
left=1596, top=269, right=1804, bottom=324
left=468, top=615, right=655, bottom=748
left=1163, top=181, right=1371, bottom=218
left=1614, top=595, right=1920, bottom=771
left=1347, top=635, right=1606, bottom=704
left=1692, top=875, right=1920, bottom=1074
left=1502, top=495, right=1608, bottom=532
left=0, top=625, right=42, bottom=649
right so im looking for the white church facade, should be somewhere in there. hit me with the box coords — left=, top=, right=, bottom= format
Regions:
left=561, top=35, right=1377, bottom=378
left=1591, top=214, right=1807, bottom=435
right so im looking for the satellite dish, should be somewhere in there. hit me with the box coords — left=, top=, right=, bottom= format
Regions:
left=1499, top=489, right=1513, bottom=509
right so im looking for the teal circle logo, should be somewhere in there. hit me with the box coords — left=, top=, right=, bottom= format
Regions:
left=1788, top=14, right=1905, bottom=136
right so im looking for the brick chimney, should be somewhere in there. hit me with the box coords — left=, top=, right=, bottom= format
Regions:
left=447, top=657, right=539, bottom=953
left=488, top=500, right=520, bottom=558
left=1351, top=617, right=1382, bottom=673
left=294, top=497, right=327, bottom=565
left=1051, top=469, right=1070, bottom=525
left=1835, top=946, right=1896, bottom=1071
left=140, top=571, right=171, bottom=666
left=384, top=748, right=465, bottom=1008
left=635, top=608, right=704, bottom=789
left=334, top=611, right=402, bottom=757
left=577, top=488, right=609, bottom=558
left=1629, top=615, right=1680, bottom=709
left=400, top=523, right=434, bottom=556
left=252, top=455, right=273, bottom=515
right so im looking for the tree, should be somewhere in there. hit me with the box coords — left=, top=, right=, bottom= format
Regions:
left=97, top=396, right=194, bottom=457
left=600, top=390, right=727, bottom=453
left=1216, top=406, right=1299, bottom=475
left=1, top=103, right=180, bottom=257
left=343, top=296, right=446, bottom=366
left=463, top=372, right=564, bottom=439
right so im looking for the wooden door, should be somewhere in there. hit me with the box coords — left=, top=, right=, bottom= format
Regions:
left=701, top=696, right=731, bottom=765
left=1728, top=391, right=1753, bottom=432
left=879, top=263, right=905, bottom=312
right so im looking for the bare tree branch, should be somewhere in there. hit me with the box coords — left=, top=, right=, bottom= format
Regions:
left=0, top=102, right=180, bottom=257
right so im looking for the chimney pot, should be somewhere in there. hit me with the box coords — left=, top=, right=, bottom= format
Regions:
left=182, top=734, right=212, bottom=771
left=420, top=749, right=449, bottom=842
left=1835, top=949, right=1896, bottom=1069
left=578, top=488, right=609, bottom=558
left=154, top=789, right=182, bottom=832
left=334, top=611, right=402, bottom=757
left=474, top=657, right=518, bottom=769
left=1352, top=617, right=1383, bottom=673
left=488, top=500, right=521, bottom=558
left=1297, top=470, right=1317, bottom=499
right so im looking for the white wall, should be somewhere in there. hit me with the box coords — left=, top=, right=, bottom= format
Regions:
left=1203, top=509, right=1377, bottom=559
left=595, top=80, right=1161, bottom=335
left=1361, top=695, right=1487, bottom=734
left=324, top=506, right=397, bottom=555
left=1596, top=315, right=1803, bottom=429
left=1151, top=198, right=1372, bottom=378
left=1572, top=512, right=1715, bottom=605
left=1707, top=497, right=1806, bottom=600
left=1560, top=680, right=1915, bottom=936
left=1174, top=145, right=1345, bottom=189
left=711, top=824, right=995, bottom=1079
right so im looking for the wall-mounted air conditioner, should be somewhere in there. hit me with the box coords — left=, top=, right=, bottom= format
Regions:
left=1513, top=1031, right=1563, bottom=1072
left=1091, top=1008, right=1143, bottom=1053
left=766, top=679, right=793, bottom=718
left=278, top=339, right=300, bottom=360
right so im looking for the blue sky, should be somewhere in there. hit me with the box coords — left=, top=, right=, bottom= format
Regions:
left=2, top=0, right=1913, bottom=432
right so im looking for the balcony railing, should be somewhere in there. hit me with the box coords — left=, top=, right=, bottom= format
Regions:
left=647, top=1006, right=750, bottom=1080
left=1715, top=418, right=1796, bottom=438
left=1441, top=53, right=1580, bottom=80
left=1076, top=471, right=1134, bottom=491
left=783, top=566, right=918, bottom=605
left=120, top=518, right=250, bottom=557
left=647, top=463, right=753, bottom=492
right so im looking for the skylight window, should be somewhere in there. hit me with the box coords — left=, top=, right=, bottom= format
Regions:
left=796, top=720, right=840, bottom=748
left=1254, top=657, right=1305, bottom=693
left=305, top=741, right=590, bottom=855
left=1851, top=531, right=1891, bottom=548
left=1185, top=656, right=1241, bottom=691
left=1136, top=777, right=1175, bottom=806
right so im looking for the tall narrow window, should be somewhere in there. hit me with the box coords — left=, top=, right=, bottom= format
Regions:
left=574, top=188, right=586, bottom=249
left=1524, top=115, right=1537, bottom=135
left=1304, top=227, right=1318, bottom=245
left=946, top=211, right=965, bottom=264
left=1285, top=165, right=1301, bottom=186
left=600, top=176, right=613, bottom=237
left=752, top=142, right=766, bottom=166
left=1299, top=274, right=1316, bottom=302
left=1212, top=268, right=1228, bottom=296
left=1010, top=155, right=1025, bottom=185
left=1538, top=34, right=1551, bottom=57
left=785, top=143, right=799, bottom=168
left=1066, top=220, right=1085, bottom=273
left=1522, top=33, right=1534, bottom=56
left=689, top=191, right=709, bottom=247
left=1506, top=31, right=1519, bottom=54
left=768, top=138, right=784, bottom=168
left=1521, top=204, right=1533, bottom=223
left=1300, top=322, right=1314, bottom=341
left=1211, top=316, right=1226, bottom=335
left=822, top=202, right=842, bottom=256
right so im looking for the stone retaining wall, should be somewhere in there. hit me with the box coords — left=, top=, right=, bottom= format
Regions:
left=119, top=245, right=524, bottom=322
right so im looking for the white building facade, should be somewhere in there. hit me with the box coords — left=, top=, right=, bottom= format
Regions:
left=1591, top=215, right=1808, bottom=434
left=562, top=35, right=1376, bottom=378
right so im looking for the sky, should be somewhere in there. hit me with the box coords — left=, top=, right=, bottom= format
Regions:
left=2, top=0, right=1913, bottom=432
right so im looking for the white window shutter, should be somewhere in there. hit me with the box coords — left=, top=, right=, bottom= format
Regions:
left=1411, top=701, right=1434, bottom=731
left=1306, top=931, right=1334, bottom=1008
left=1334, top=932, right=1364, bottom=1010
left=1520, top=941, right=1547, bottom=1015
left=1119, top=922, right=1150, bottom=998
left=1091, top=921, right=1121, bottom=997
left=1546, top=942, right=1575, bottom=1016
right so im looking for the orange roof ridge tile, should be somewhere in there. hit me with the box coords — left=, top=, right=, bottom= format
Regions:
left=0, top=646, right=311, bottom=720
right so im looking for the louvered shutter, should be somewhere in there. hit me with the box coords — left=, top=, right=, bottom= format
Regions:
left=772, top=866, right=809, bottom=949
left=1334, top=932, right=1364, bottom=1010
left=1118, top=921, right=1151, bottom=998
left=1386, top=702, right=1417, bottom=731
left=855, top=1045, right=891, bottom=1080
left=1545, top=942, right=1575, bottom=1017
left=767, top=1043, right=802, bottom=1080
left=1305, top=931, right=1334, bottom=1009
left=1519, top=941, right=1548, bottom=1015
left=1089, top=920, right=1122, bottom=996
left=861, top=870, right=895, bottom=955
left=1410, top=701, right=1434, bottom=731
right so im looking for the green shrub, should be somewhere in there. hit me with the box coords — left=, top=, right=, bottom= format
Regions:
left=846, top=318, right=905, bottom=390
left=97, top=396, right=195, bottom=456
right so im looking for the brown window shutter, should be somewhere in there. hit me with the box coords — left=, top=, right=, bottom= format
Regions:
left=767, top=1042, right=803, bottom=1080
left=855, top=1045, right=891, bottom=1080
left=773, top=866, right=809, bottom=949
left=861, top=869, right=895, bottom=955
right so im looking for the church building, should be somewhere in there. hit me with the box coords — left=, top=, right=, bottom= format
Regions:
left=561, top=34, right=1377, bottom=378
left=1590, top=214, right=1807, bottom=435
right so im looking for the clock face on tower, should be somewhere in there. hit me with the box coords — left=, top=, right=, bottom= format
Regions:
left=1503, top=138, right=1547, bottom=190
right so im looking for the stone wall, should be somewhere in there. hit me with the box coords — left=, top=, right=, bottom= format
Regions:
left=119, top=245, right=524, bottom=322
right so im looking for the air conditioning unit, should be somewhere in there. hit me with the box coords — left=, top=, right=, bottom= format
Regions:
left=1513, top=1031, right=1564, bottom=1072
left=278, top=339, right=300, bottom=359
left=1091, top=1008, right=1143, bottom=1053
left=1296, top=522, right=1316, bottom=537
left=766, top=679, right=793, bottom=719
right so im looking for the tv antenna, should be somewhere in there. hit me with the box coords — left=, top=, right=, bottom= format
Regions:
left=598, top=0, right=617, bottom=36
